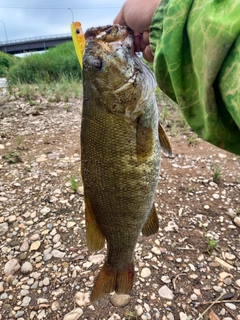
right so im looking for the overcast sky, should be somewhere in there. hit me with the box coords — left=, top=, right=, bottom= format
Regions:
left=0, top=0, right=125, bottom=43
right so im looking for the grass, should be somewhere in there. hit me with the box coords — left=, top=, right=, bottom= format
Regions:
left=3, top=150, right=22, bottom=164
left=69, top=176, right=80, bottom=193
left=8, top=76, right=82, bottom=103
left=206, top=237, right=221, bottom=255
left=6, top=41, right=82, bottom=84
left=211, top=164, right=222, bottom=183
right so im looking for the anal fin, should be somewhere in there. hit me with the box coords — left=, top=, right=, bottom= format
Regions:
left=142, top=203, right=159, bottom=236
left=84, top=195, right=105, bottom=252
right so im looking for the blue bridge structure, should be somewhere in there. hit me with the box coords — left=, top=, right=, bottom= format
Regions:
left=0, top=34, right=72, bottom=54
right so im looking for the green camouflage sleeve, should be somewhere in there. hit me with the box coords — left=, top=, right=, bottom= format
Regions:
left=150, top=0, right=240, bottom=155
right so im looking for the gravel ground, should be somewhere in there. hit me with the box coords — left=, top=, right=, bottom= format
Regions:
left=0, top=89, right=240, bottom=320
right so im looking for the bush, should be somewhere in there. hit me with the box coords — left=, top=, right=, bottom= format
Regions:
left=0, top=52, right=19, bottom=77
left=7, top=41, right=82, bottom=84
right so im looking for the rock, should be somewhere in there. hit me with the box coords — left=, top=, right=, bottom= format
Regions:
left=30, top=240, right=41, bottom=251
left=236, top=279, right=240, bottom=287
left=135, top=305, right=143, bottom=316
left=4, top=259, right=20, bottom=276
left=40, top=207, right=51, bottom=215
left=21, top=261, right=33, bottom=274
left=21, top=296, right=31, bottom=307
left=224, top=252, right=236, bottom=260
left=51, top=300, right=61, bottom=311
left=67, top=221, right=76, bottom=228
left=63, top=308, right=83, bottom=320
left=0, top=222, right=8, bottom=236
left=88, top=254, right=105, bottom=264
left=74, top=292, right=90, bottom=307
left=158, top=285, right=174, bottom=300
left=52, top=234, right=61, bottom=243
left=0, top=282, right=4, bottom=293
left=30, top=234, right=40, bottom=241
left=179, top=312, right=188, bottom=320
left=225, top=303, right=236, bottom=310
left=110, top=293, right=131, bottom=307
left=161, top=275, right=171, bottom=284
left=140, top=267, right=151, bottom=278
left=15, top=310, right=24, bottom=318
left=20, top=240, right=29, bottom=252
left=51, top=249, right=65, bottom=259
left=151, top=247, right=161, bottom=255
left=108, top=313, right=121, bottom=320
left=164, top=221, right=179, bottom=232
left=233, top=216, right=240, bottom=227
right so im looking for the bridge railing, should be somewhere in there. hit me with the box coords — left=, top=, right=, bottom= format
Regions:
left=0, top=33, right=72, bottom=45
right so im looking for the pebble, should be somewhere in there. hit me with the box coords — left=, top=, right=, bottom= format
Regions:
left=0, top=222, right=8, bottom=236
left=51, top=300, right=61, bottom=311
left=30, top=240, right=41, bottom=251
left=40, top=207, right=51, bottom=215
left=74, top=292, right=90, bottom=307
left=110, top=293, right=131, bottom=307
left=135, top=305, right=143, bottom=316
left=236, top=279, right=240, bottom=287
left=51, top=249, right=65, bottom=259
left=179, top=313, right=188, bottom=320
left=158, top=285, right=174, bottom=300
left=4, top=259, right=20, bottom=276
left=225, top=303, right=236, bottom=310
left=63, top=308, right=83, bottom=320
left=21, top=261, right=33, bottom=274
left=234, top=216, right=240, bottom=227
left=108, top=313, right=121, bottom=320
left=88, top=254, right=105, bottom=264
left=161, top=275, right=171, bottom=284
left=21, top=296, right=31, bottom=307
left=140, top=267, right=151, bottom=278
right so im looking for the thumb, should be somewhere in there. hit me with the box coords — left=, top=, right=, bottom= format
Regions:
left=113, top=8, right=125, bottom=25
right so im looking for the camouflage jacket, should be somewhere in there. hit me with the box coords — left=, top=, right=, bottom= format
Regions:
left=150, top=0, right=240, bottom=155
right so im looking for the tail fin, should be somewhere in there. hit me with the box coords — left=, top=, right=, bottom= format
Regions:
left=91, top=262, right=134, bottom=302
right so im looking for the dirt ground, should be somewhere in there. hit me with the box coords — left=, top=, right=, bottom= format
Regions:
left=0, top=89, right=240, bottom=320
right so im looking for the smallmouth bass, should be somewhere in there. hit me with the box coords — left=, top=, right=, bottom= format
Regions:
left=75, top=24, right=172, bottom=302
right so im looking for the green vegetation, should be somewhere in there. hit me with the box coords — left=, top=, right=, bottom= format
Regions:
left=69, top=176, right=80, bottom=193
left=211, top=164, right=222, bottom=183
left=3, top=150, right=22, bottom=164
left=0, top=51, right=19, bottom=77
left=206, top=237, right=220, bottom=255
left=6, top=41, right=82, bottom=84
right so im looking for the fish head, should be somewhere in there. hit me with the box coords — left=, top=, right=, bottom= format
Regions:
left=83, top=24, right=156, bottom=120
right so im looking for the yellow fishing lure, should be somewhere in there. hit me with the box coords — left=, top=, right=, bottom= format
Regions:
left=71, top=21, right=86, bottom=69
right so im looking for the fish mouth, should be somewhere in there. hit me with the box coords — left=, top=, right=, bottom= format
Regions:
left=84, top=24, right=134, bottom=51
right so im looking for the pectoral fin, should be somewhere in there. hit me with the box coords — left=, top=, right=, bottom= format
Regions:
left=142, top=203, right=159, bottom=236
left=158, top=122, right=173, bottom=157
left=84, top=195, right=105, bottom=252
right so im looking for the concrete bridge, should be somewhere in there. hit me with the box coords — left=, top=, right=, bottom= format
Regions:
left=0, top=34, right=72, bottom=54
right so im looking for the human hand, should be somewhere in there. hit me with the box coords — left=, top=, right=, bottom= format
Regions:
left=113, top=0, right=160, bottom=62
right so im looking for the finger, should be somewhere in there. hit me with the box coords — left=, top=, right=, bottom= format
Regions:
left=134, top=34, right=142, bottom=52
left=113, top=7, right=125, bottom=25
left=140, top=31, right=150, bottom=51
left=143, top=45, right=154, bottom=63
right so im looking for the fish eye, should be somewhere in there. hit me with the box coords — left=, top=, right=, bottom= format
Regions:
left=76, top=29, right=80, bottom=34
left=95, top=58, right=103, bottom=71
